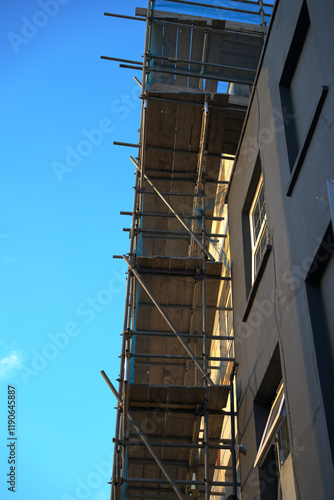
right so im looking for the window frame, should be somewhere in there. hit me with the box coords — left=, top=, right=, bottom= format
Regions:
left=279, top=1, right=328, bottom=196
left=254, top=382, right=285, bottom=469
left=306, top=224, right=334, bottom=465
left=249, top=175, right=268, bottom=283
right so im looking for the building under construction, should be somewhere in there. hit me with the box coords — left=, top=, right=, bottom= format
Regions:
left=101, top=1, right=334, bottom=499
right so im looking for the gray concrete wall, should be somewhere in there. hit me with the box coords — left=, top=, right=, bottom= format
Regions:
left=228, top=0, right=334, bottom=498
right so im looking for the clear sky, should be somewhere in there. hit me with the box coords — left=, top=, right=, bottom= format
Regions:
left=0, top=2, right=145, bottom=500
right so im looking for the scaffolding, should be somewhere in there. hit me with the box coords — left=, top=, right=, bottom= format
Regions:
left=101, top=1, right=274, bottom=499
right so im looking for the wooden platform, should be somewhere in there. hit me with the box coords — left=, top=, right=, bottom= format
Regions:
left=125, top=384, right=230, bottom=498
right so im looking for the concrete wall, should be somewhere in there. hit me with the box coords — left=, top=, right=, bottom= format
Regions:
left=228, top=0, right=334, bottom=498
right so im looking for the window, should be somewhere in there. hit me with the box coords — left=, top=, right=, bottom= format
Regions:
left=254, top=383, right=286, bottom=468
left=306, top=224, right=334, bottom=465
left=249, top=175, right=268, bottom=282
left=242, top=158, right=272, bottom=320
left=279, top=1, right=328, bottom=195
left=255, top=382, right=297, bottom=500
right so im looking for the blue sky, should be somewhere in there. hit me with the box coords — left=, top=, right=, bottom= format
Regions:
left=0, top=2, right=144, bottom=499
left=0, top=2, right=274, bottom=499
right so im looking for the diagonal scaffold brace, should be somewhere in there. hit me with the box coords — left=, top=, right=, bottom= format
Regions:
left=122, top=254, right=215, bottom=387
left=129, top=156, right=216, bottom=262
left=100, top=370, right=186, bottom=500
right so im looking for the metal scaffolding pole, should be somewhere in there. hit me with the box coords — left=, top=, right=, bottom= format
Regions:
left=130, top=156, right=215, bottom=261
left=150, top=54, right=257, bottom=74
left=141, top=0, right=152, bottom=97
left=184, top=280, right=200, bottom=386
left=120, top=63, right=256, bottom=86
left=189, top=96, right=210, bottom=257
left=145, top=96, right=246, bottom=114
left=160, top=0, right=271, bottom=17
left=114, top=140, right=238, bottom=157
left=131, top=330, right=234, bottom=341
left=132, top=190, right=204, bottom=198
left=101, top=55, right=142, bottom=65
left=121, top=211, right=226, bottom=221
left=119, top=441, right=231, bottom=450
left=121, top=171, right=140, bottom=496
left=201, top=129, right=211, bottom=500
left=130, top=353, right=234, bottom=362
left=122, top=477, right=235, bottom=486
left=134, top=360, right=226, bottom=371
left=147, top=16, right=264, bottom=37
left=101, top=371, right=186, bottom=500
left=109, top=168, right=140, bottom=500
left=230, top=363, right=238, bottom=498
left=104, top=12, right=146, bottom=22
left=123, top=227, right=226, bottom=239
left=128, top=458, right=233, bottom=469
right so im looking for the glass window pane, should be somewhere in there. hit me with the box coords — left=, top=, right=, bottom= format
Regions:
left=250, top=176, right=267, bottom=280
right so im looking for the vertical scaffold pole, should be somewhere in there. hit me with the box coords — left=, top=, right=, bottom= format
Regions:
left=230, top=363, right=238, bottom=497
left=201, top=95, right=210, bottom=500
left=139, top=0, right=152, bottom=194
left=112, top=169, right=140, bottom=500
left=258, top=0, right=266, bottom=33
left=189, top=95, right=210, bottom=257
left=101, top=371, right=186, bottom=500
left=141, top=0, right=152, bottom=98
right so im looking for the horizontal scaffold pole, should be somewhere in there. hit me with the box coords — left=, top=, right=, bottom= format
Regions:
left=130, top=156, right=215, bottom=261
left=130, top=353, right=234, bottom=362
left=127, top=457, right=233, bottom=470
left=100, top=371, right=186, bottom=500
left=151, top=54, right=256, bottom=73
left=101, top=55, right=142, bottom=65
left=120, top=211, right=225, bottom=221
left=122, top=255, right=215, bottom=386
left=128, top=434, right=231, bottom=444
left=142, top=175, right=228, bottom=185
left=136, top=270, right=227, bottom=279
left=122, top=477, right=237, bottom=486
left=144, top=95, right=247, bottom=114
left=104, top=12, right=146, bottom=21
left=146, top=17, right=264, bottom=38
left=114, top=140, right=235, bottom=158
left=133, top=190, right=202, bottom=197
left=131, top=330, right=234, bottom=340
left=134, top=360, right=225, bottom=371
left=136, top=302, right=232, bottom=311
left=123, top=227, right=226, bottom=239
left=162, top=0, right=271, bottom=17
left=128, top=403, right=228, bottom=414
left=120, top=441, right=231, bottom=450
left=120, top=63, right=254, bottom=85
left=119, top=63, right=142, bottom=71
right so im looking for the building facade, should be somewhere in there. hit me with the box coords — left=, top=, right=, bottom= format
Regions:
left=228, top=0, right=334, bottom=498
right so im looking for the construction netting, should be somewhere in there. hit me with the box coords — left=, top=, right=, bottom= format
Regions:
left=133, top=187, right=230, bottom=268
left=152, top=0, right=274, bottom=23
left=147, top=0, right=275, bottom=92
